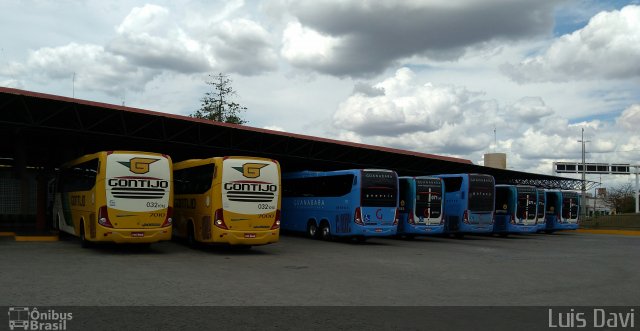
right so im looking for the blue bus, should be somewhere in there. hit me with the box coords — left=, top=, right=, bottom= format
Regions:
left=281, top=169, right=399, bottom=240
left=544, top=190, right=579, bottom=233
left=397, top=176, right=445, bottom=237
left=493, top=185, right=538, bottom=235
left=535, top=188, right=546, bottom=232
left=435, top=173, right=495, bottom=236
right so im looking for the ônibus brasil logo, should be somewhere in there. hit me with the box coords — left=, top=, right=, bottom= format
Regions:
left=117, top=157, right=159, bottom=174
left=7, top=307, right=73, bottom=330
left=233, top=163, right=268, bottom=179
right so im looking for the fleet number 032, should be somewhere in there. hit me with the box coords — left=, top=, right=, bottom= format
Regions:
left=146, top=202, right=166, bottom=208
left=258, top=204, right=275, bottom=210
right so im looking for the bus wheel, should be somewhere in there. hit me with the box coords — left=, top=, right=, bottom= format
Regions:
left=80, top=222, right=91, bottom=248
left=307, top=221, right=318, bottom=239
left=319, top=222, right=331, bottom=241
left=454, top=233, right=464, bottom=239
left=498, top=233, right=509, bottom=238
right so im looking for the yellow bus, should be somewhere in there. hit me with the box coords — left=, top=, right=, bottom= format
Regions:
left=172, top=156, right=281, bottom=247
left=52, top=151, right=173, bottom=247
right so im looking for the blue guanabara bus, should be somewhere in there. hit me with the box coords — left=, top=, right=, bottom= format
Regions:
left=536, top=188, right=546, bottom=232
left=544, top=190, right=580, bottom=233
left=435, top=173, right=494, bottom=237
left=493, top=185, right=538, bottom=235
left=397, top=176, right=445, bottom=237
left=281, top=169, right=399, bottom=240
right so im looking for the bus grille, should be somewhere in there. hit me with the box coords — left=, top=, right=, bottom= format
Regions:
left=226, top=191, right=275, bottom=202
left=111, top=188, right=166, bottom=199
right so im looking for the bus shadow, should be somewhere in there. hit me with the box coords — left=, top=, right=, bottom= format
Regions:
left=173, top=238, right=272, bottom=255
left=281, top=232, right=393, bottom=246
left=81, top=242, right=168, bottom=255
left=483, top=233, right=539, bottom=240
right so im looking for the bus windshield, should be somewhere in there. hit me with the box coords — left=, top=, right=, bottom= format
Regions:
left=415, top=178, right=442, bottom=219
left=468, top=175, right=494, bottom=212
left=517, top=188, right=537, bottom=220
left=562, top=193, right=579, bottom=219
left=361, top=170, right=397, bottom=207
left=536, top=190, right=545, bottom=219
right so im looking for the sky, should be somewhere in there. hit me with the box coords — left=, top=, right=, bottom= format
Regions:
left=1, top=0, right=639, bottom=190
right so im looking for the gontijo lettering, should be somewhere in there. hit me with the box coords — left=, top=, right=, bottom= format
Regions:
left=224, top=181, right=277, bottom=192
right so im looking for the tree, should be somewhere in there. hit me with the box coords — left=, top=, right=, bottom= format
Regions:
left=602, top=183, right=636, bottom=214
left=192, top=73, right=247, bottom=124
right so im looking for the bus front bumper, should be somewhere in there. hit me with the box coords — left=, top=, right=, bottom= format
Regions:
left=498, top=223, right=539, bottom=234
left=398, top=224, right=445, bottom=236
left=351, top=225, right=397, bottom=237
left=460, top=223, right=493, bottom=234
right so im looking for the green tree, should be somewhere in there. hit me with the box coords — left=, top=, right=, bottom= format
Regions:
left=192, top=73, right=247, bottom=124
left=602, top=183, right=636, bottom=213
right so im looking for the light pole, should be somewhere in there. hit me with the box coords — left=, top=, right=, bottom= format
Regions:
left=577, top=128, right=590, bottom=219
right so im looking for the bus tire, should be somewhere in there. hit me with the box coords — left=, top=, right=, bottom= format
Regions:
left=319, top=221, right=331, bottom=241
left=454, top=232, right=464, bottom=239
left=306, top=221, right=318, bottom=239
left=80, top=222, right=91, bottom=248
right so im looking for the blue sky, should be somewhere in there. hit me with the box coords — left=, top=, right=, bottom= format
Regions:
left=1, top=0, right=639, bottom=189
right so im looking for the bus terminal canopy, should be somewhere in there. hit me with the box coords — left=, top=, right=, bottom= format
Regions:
left=0, top=87, right=585, bottom=190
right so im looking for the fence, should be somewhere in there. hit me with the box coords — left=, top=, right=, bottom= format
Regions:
left=581, top=214, right=640, bottom=229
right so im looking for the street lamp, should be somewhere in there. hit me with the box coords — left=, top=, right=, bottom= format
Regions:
left=578, top=128, right=590, bottom=219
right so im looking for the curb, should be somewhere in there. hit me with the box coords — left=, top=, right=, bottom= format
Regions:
left=14, top=235, right=59, bottom=242
left=577, top=229, right=640, bottom=236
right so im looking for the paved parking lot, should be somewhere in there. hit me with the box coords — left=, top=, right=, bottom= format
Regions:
left=1, top=232, right=639, bottom=306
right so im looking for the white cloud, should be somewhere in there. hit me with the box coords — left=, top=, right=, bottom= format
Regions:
left=278, top=0, right=559, bottom=76
left=330, top=67, right=640, bottom=175
left=108, top=4, right=211, bottom=73
left=5, top=43, right=154, bottom=96
left=333, top=68, right=471, bottom=137
left=206, top=18, right=278, bottom=75
left=281, top=21, right=341, bottom=67
left=506, top=97, right=554, bottom=122
left=616, top=104, right=640, bottom=131
left=503, top=5, right=640, bottom=82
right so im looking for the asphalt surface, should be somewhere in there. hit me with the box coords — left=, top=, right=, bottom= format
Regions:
left=1, top=231, right=639, bottom=307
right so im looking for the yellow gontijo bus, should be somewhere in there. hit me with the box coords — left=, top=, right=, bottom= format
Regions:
left=53, top=151, right=173, bottom=247
left=172, top=156, right=281, bottom=246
